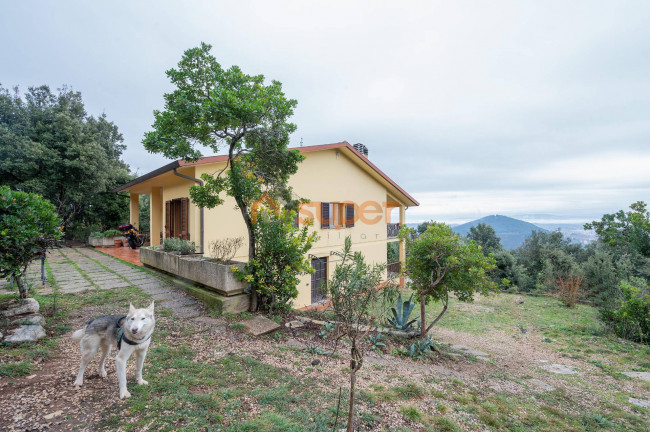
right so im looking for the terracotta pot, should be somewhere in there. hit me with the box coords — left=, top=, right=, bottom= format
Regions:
left=114, top=238, right=123, bottom=248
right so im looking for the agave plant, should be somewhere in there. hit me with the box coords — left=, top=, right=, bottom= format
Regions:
left=408, top=335, right=434, bottom=360
left=386, top=293, right=419, bottom=331
left=368, top=332, right=386, bottom=351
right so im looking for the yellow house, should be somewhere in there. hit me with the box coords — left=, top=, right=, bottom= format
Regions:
left=115, top=141, right=419, bottom=308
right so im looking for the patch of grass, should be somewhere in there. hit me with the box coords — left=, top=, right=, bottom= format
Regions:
left=430, top=416, right=462, bottom=432
left=399, top=404, right=423, bottom=422
left=579, top=412, right=617, bottom=430
left=229, top=323, right=246, bottom=331
left=393, top=383, right=426, bottom=400
left=0, top=362, right=32, bottom=377
left=98, top=343, right=338, bottom=431
left=479, top=411, right=499, bottom=427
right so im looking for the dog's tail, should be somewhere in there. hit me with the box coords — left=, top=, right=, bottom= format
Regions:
left=71, top=329, right=85, bottom=341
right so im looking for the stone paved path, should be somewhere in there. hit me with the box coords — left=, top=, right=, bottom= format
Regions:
left=1, top=247, right=205, bottom=319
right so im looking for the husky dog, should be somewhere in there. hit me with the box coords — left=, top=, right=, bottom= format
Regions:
left=72, top=301, right=155, bottom=399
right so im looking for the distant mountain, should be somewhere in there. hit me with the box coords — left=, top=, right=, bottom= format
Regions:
left=452, top=215, right=549, bottom=250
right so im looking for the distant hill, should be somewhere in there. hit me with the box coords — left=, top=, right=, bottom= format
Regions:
left=452, top=215, right=549, bottom=250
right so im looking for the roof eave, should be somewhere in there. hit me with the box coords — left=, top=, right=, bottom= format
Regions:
left=113, top=160, right=180, bottom=192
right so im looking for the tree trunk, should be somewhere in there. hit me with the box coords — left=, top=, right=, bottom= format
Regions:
left=16, top=275, right=28, bottom=299
left=425, top=293, right=449, bottom=335
left=227, top=147, right=258, bottom=312
left=347, top=347, right=357, bottom=432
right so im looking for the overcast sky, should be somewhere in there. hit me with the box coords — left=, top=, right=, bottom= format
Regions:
left=2, top=1, right=649, bottom=224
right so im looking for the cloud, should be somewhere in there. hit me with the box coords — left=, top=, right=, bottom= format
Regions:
left=1, top=0, right=649, bottom=222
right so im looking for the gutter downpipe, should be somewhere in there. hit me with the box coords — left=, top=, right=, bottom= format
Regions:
left=172, top=168, right=205, bottom=254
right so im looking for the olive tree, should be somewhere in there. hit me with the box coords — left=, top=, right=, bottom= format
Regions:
left=327, top=236, right=395, bottom=432
left=399, top=223, right=497, bottom=338
left=0, top=186, right=62, bottom=298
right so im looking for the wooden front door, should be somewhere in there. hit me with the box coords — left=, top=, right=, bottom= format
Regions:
left=311, top=257, right=327, bottom=303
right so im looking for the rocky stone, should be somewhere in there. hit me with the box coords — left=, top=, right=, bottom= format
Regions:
left=629, top=397, right=650, bottom=409
left=311, top=359, right=321, bottom=366
left=527, top=379, right=556, bottom=392
left=11, top=314, right=45, bottom=326
left=43, top=410, right=63, bottom=420
left=622, top=372, right=650, bottom=382
left=0, top=298, right=39, bottom=317
left=241, top=315, right=281, bottom=336
left=541, top=363, right=577, bottom=375
left=285, top=320, right=305, bottom=329
left=4, top=325, right=46, bottom=343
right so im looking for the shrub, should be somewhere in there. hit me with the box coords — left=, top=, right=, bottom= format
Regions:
left=89, top=231, right=104, bottom=238
left=600, top=281, right=650, bottom=344
left=209, top=237, right=244, bottom=263
left=0, top=186, right=62, bottom=298
left=162, top=237, right=196, bottom=255
left=233, top=209, right=317, bottom=313
left=102, top=229, right=123, bottom=237
left=557, top=275, right=582, bottom=308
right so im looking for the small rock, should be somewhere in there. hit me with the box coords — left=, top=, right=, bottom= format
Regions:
left=26, top=374, right=37, bottom=380
left=311, top=359, right=321, bottom=366
left=43, top=410, right=63, bottom=420
left=4, top=324, right=46, bottom=343
left=240, top=315, right=281, bottom=336
left=285, top=320, right=304, bottom=329
left=622, top=372, right=650, bottom=382
left=11, top=314, right=45, bottom=326
left=629, top=397, right=650, bottom=409
left=0, top=298, right=39, bottom=317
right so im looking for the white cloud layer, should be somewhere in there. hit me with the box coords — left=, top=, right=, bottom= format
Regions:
left=1, top=0, right=649, bottom=223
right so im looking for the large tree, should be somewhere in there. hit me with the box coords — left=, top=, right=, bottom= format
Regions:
left=399, top=223, right=497, bottom=338
left=0, top=85, right=131, bottom=237
left=585, top=201, right=650, bottom=258
left=143, top=43, right=302, bottom=310
left=467, top=222, right=502, bottom=255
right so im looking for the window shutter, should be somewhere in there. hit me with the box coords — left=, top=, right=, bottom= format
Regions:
left=321, top=202, right=330, bottom=229
left=165, top=201, right=171, bottom=238
left=345, top=204, right=354, bottom=228
left=181, top=198, right=189, bottom=240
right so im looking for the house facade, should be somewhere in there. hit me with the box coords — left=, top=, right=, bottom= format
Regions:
left=115, top=141, right=419, bottom=308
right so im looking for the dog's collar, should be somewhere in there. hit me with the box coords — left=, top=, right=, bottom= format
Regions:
left=116, top=316, right=152, bottom=350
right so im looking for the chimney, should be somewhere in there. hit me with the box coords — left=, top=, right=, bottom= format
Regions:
left=353, top=143, right=368, bottom=158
